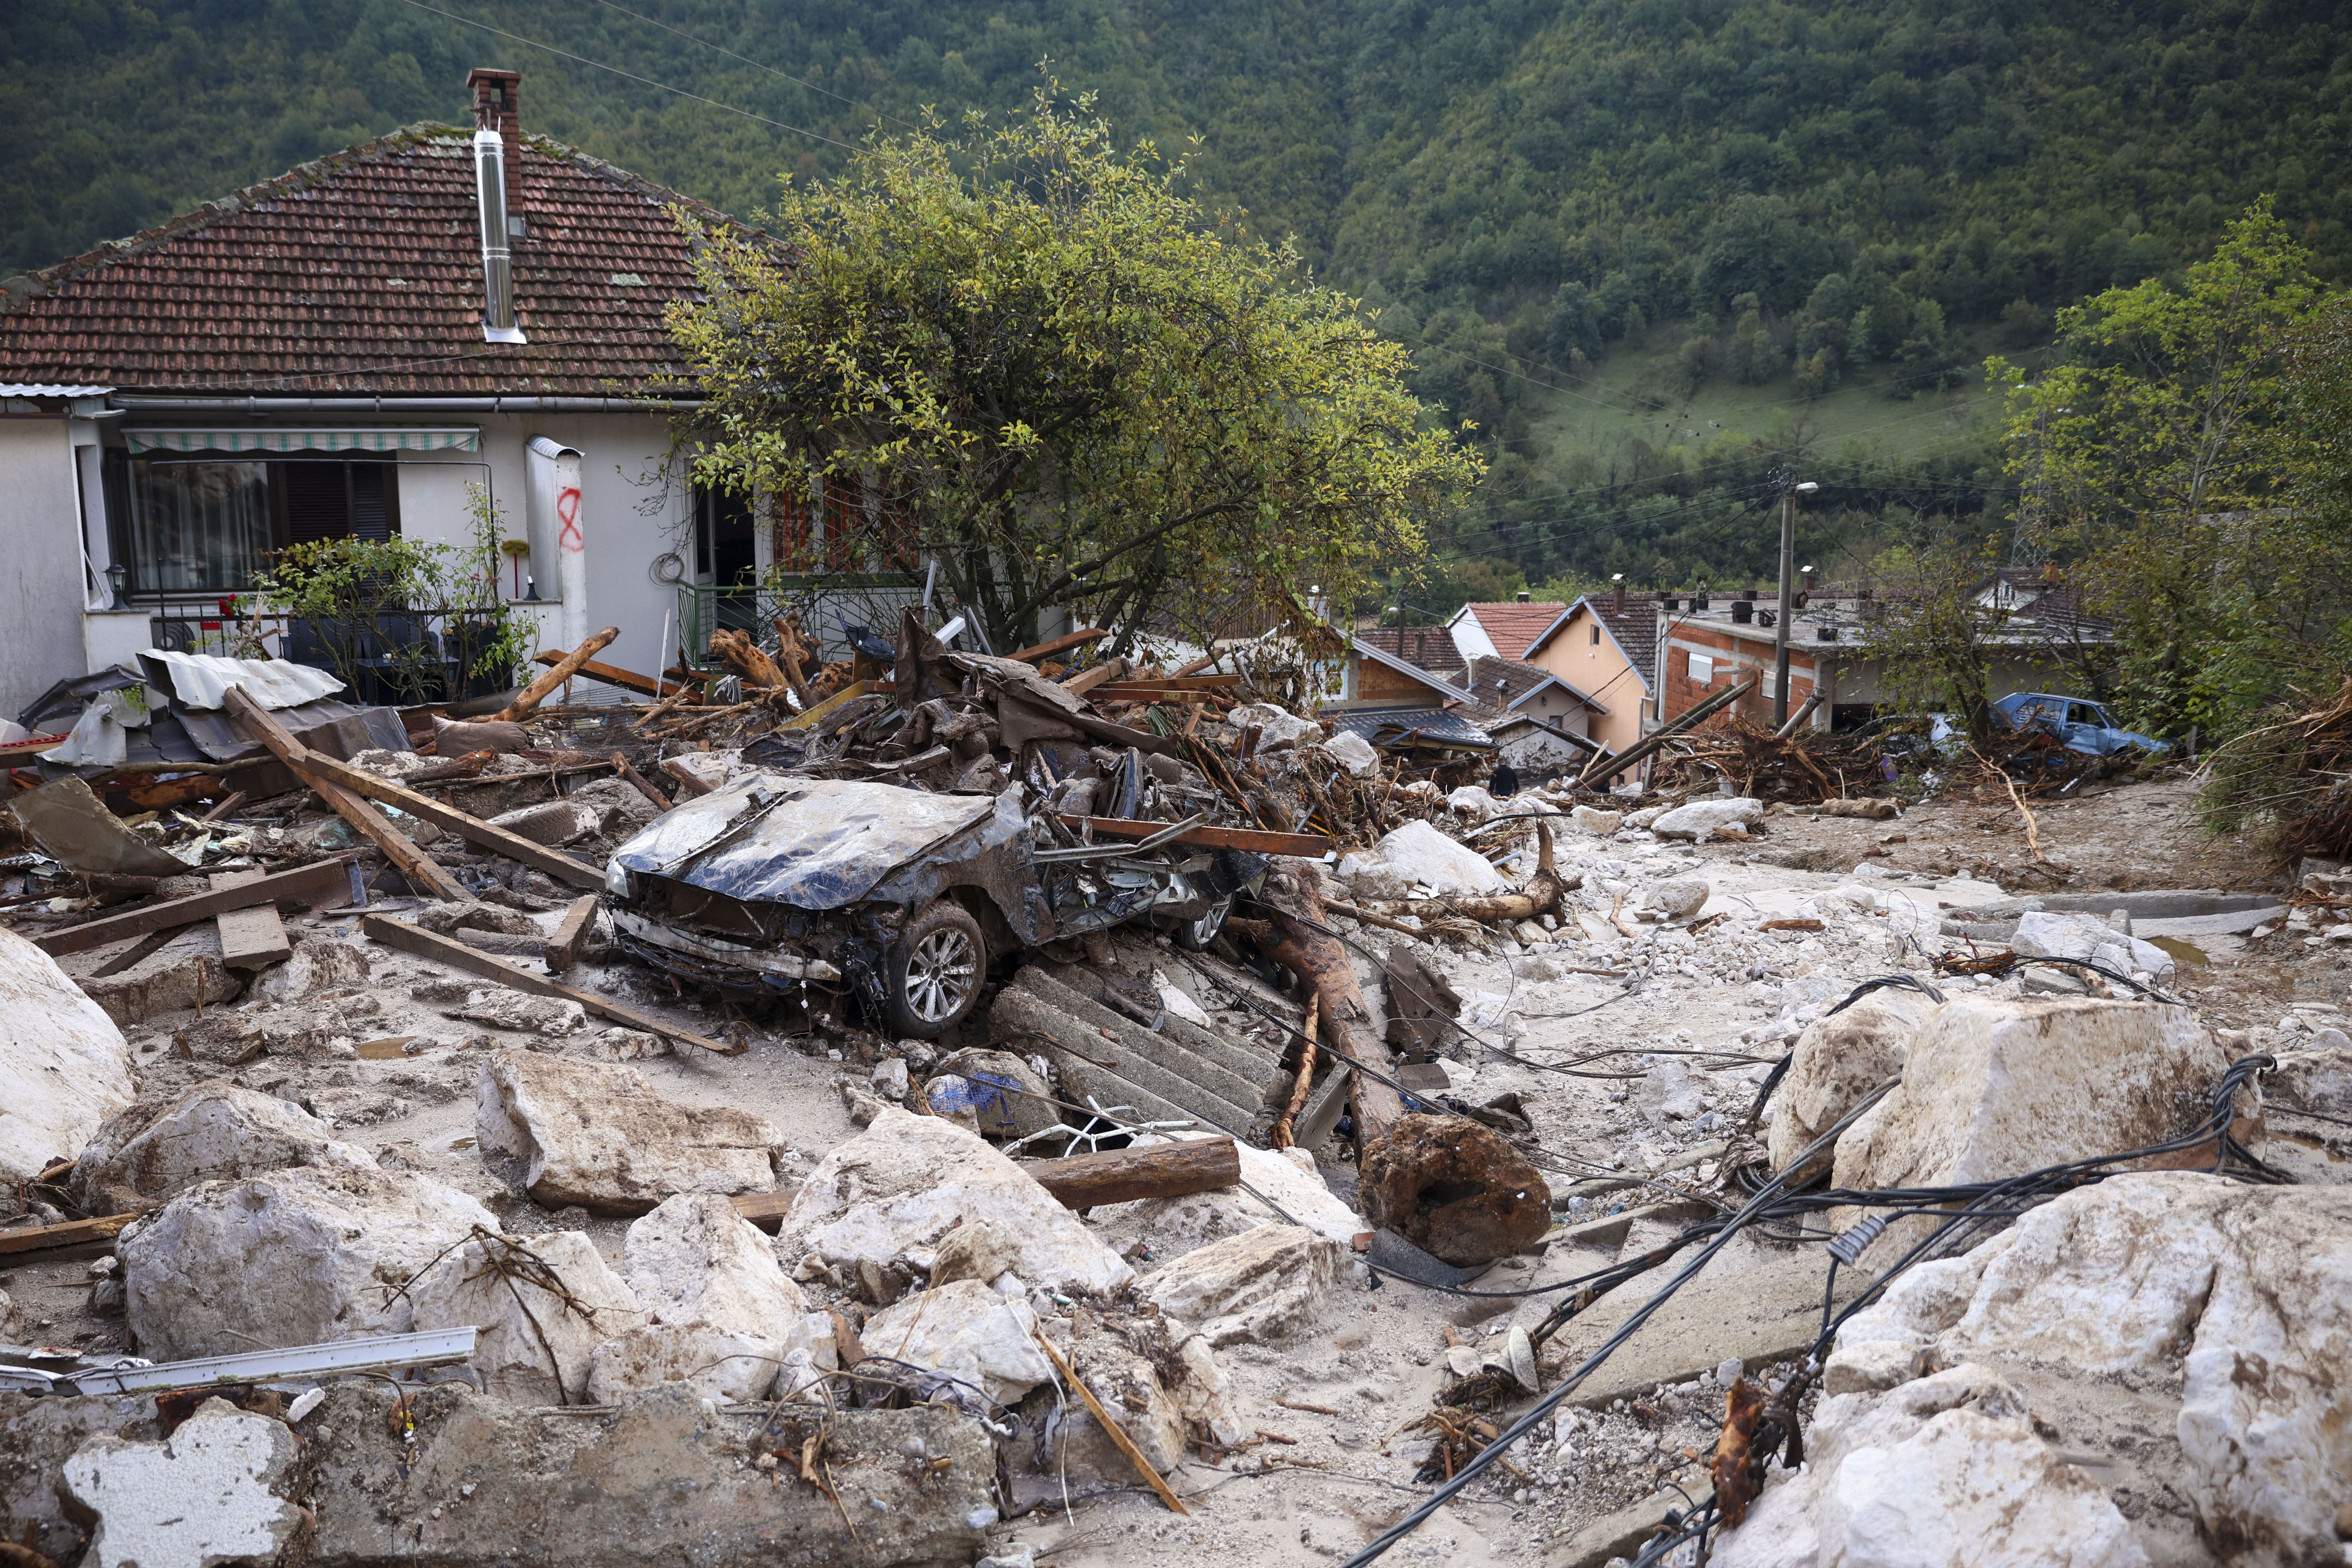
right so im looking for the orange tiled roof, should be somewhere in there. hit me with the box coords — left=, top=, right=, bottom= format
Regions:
left=0, top=124, right=748, bottom=398
left=1459, top=601, right=1565, bottom=659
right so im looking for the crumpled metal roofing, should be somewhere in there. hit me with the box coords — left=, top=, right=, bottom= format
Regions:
left=137, top=651, right=344, bottom=712
left=613, top=776, right=1005, bottom=911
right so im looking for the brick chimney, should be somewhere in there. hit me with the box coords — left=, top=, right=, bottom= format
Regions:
left=467, top=68, right=523, bottom=230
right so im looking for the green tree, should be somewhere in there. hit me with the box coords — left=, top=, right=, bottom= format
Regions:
left=667, top=91, right=1481, bottom=654
left=1990, top=201, right=2337, bottom=736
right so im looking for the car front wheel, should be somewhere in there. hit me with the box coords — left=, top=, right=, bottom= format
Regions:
left=885, top=900, right=986, bottom=1037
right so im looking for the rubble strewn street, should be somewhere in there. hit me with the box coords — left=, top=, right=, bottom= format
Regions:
left=4, top=627, right=2348, bottom=1568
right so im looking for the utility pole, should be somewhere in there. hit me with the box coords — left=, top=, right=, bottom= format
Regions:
left=1773, top=477, right=1818, bottom=729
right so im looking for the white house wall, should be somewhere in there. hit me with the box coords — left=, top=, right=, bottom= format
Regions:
left=0, top=418, right=98, bottom=721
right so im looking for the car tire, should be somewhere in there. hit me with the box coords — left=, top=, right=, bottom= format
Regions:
left=885, top=900, right=987, bottom=1038
left=1172, top=893, right=1233, bottom=952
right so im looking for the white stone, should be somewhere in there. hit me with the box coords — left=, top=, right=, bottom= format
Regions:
left=252, top=930, right=370, bottom=1004
left=462, top=990, right=586, bottom=1037
left=1223, top=704, right=1321, bottom=751
left=861, top=1279, right=1052, bottom=1405
left=121, top=1166, right=499, bottom=1363
left=475, top=1049, right=782, bottom=1215
left=1635, top=1059, right=1704, bottom=1125
left=625, top=1192, right=812, bottom=1338
left=1038, top=1331, right=1190, bottom=1480
left=1648, top=797, right=1766, bottom=842
left=0, top=926, right=135, bottom=1181
left=1140, top=1224, right=1341, bottom=1346
left=1570, top=805, right=1623, bottom=836
left=1647, top=877, right=1709, bottom=920
left=870, top=1057, right=910, bottom=1100
left=1323, top=731, right=1380, bottom=776
left=1765, top=990, right=1935, bottom=1175
left=931, top=1216, right=1021, bottom=1287
left=64, top=1399, right=303, bottom=1568
left=778, top=1109, right=1132, bottom=1297
left=71, top=1083, right=374, bottom=1214
left=1446, top=785, right=1503, bottom=820
left=1153, top=976, right=1214, bottom=1030
left=2011, top=910, right=2177, bottom=978
left=1170, top=1329, right=1248, bottom=1445
left=585, top=1322, right=785, bottom=1405
left=407, top=1230, right=647, bottom=1405
left=1344, top=818, right=1510, bottom=902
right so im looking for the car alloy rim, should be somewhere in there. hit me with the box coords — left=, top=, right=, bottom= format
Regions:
left=906, top=927, right=979, bottom=1022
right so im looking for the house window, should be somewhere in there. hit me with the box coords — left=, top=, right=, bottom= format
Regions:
left=691, top=484, right=757, bottom=587
left=1590, top=625, right=1601, bottom=646
left=1688, top=651, right=1715, bottom=683
left=115, top=456, right=400, bottom=595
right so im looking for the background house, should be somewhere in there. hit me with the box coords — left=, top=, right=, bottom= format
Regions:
left=0, top=68, right=894, bottom=720
left=1520, top=590, right=1658, bottom=762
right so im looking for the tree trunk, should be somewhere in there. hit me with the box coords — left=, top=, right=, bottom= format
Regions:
left=1251, top=857, right=1406, bottom=1151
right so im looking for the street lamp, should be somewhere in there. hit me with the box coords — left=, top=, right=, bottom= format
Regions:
left=104, top=562, right=128, bottom=607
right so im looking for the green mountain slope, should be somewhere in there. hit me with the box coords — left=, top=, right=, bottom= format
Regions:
left=6, top=0, right=2343, bottom=591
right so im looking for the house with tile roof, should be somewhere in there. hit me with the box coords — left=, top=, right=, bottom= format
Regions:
left=0, top=68, right=886, bottom=719
left=1442, top=596, right=1566, bottom=671
left=1519, top=589, right=1661, bottom=769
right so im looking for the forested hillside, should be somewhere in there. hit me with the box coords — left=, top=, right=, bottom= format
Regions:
left=8, top=0, right=2345, bottom=597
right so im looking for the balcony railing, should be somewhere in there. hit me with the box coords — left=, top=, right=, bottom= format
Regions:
left=135, top=594, right=512, bottom=707
left=676, top=572, right=927, bottom=670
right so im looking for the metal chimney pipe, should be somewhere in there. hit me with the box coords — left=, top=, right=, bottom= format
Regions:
left=473, top=128, right=526, bottom=344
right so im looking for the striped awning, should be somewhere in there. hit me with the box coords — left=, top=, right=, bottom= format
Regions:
left=125, top=426, right=481, bottom=455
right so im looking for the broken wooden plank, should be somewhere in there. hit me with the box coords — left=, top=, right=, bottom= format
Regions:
left=661, top=758, right=718, bottom=797
left=530, top=649, right=712, bottom=699
left=1006, top=627, right=1107, bottom=663
left=34, top=854, right=362, bottom=957
left=1091, top=685, right=1214, bottom=703
left=493, top=628, right=621, bottom=722
left=211, top=870, right=291, bottom=971
left=1056, top=815, right=1335, bottom=857
left=221, top=688, right=470, bottom=902
left=89, top=923, right=195, bottom=978
left=1058, top=663, right=1119, bottom=697
left=610, top=750, right=672, bottom=812
left=544, top=894, right=600, bottom=971
left=1016, top=1137, right=1239, bottom=1210
left=0, top=1212, right=141, bottom=1258
left=360, top=913, right=740, bottom=1056
left=777, top=679, right=883, bottom=732
left=730, top=1190, right=799, bottom=1234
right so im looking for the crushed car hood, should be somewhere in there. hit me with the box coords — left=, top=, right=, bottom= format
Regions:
left=612, top=776, right=1025, bottom=909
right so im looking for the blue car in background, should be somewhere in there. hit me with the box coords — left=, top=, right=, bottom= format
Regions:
left=1992, top=693, right=2172, bottom=756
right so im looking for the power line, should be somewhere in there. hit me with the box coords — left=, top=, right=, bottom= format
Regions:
left=588, top=0, right=923, bottom=134
left=388, top=0, right=862, bottom=152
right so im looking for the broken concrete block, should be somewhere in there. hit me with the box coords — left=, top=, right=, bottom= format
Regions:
left=1649, top=796, right=1765, bottom=842
left=585, top=1321, right=786, bottom=1404
left=1568, top=804, right=1622, bottom=836
left=1831, top=998, right=2224, bottom=1211
left=623, top=1192, right=829, bottom=1374
left=303, top=1382, right=1000, bottom=1568
left=487, top=798, right=610, bottom=847
left=1338, top=819, right=1509, bottom=901
left=1035, top=1330, right=1188, bottom=1481
left=76, top=943, right=247, bottom=1028
left=1446, top=784, right=1503, bottom=820
left=0, top=927, right=137, bottom=1181
left=2012, top=909, right=2177, bottom=978
left=930, top=1216, right=1021, bottom=1287
left=63, top=1397, right=304, bottom=1568
left=1224, top=703, right=1320, bottom=751
left=777, top=1108, right=1133, bottom=1298
left=0, top=1393, right=167, bottom=1565
left=407, top=1230, right=646, bottom=1406
left=1635, top=1059, right=1705, bottom=1125
left=1765, top=989, right=1935, bottom=1176
left=461, top=988, right=586, bottom=1037
left=475, top=1050, right=782, bottom=1215
left=1322, top=730, right=1380, bottom=776
left=1140, top=1224, right=1341, bottom=1347
left=251, top=930, right=372, bottom=1005
left=121, top=1166, right=499, bottom=1362
left=861, top=1279, right=1053, bottom=1405
left=69, top=1083, right=374, bottom=1214
left=418, top=900, right=543, bottom=938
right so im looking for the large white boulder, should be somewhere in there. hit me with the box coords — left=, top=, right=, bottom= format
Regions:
left=1831, top=997, right=2223, bottom=1207
left=777, top=1108, right=1132, bottom=1298
left=69, top=1083, right=374, bottom=1214
left=0, top=927, right=136, bottom=1180
left=2011, top=909, right=2178, bottom=978
left=1223, top=703, right=1321, bottom=752
left=1765, top=990, right=1936, bottom=1175
left=860, top=1279, right=1053, bottom=1405
left=1140, top=1224, right=1341, bottom=1346
left=1649, top=796, right=1765, bottom=841
left=1337, top=819, right=1508, bottom=901
left=1569, top=804, right=1622, bottom=836
left=1715, top=1364, right=2146, bottom=1568
left=120, top=1167, right=499, bottom=1362
left=475, top=1050, right=782, bottom=1215
left=617, top=1192, right=835, bottom=1395
left=1322, top=731, right=1380, bottom=777
left=1831, top=1174, right=2352, bottom=1566
left=407, top=1230, right=646, bottom=1406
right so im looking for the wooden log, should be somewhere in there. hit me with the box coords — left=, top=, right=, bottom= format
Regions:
left=1015, top=1136, right=1239, bottom=1209
left=494, top=628, right=621, bottom=722
left=360, top=914, right=739, bottom=1056
left=221, top=688, right=470, bottom=902
left=610, top=750, right=673, bottom=812
left=1428, top=824, right=1575, bottom=923
left=530, top=649, right=711, bottom=699
left=198, top=790, right=250, bottom=824
left=1091, top=685, right=1214, bottom=703
left=661, top=758, right=717, bottom=797
left=1253, top=858, right=1404, bottom=1153
left=544, top=894, right=600, bottom=971
left=709, top=628, right=790, bottom=694
left=32, top=853, right=363, bottom=957
left=1007, top=627, right=1107, bottom=663
left=211, top=870, right=291, bottom=971
left=1270, top=995, right=1318, bottom=1149
left=0, top=1212, right=141, bottom=1258
left=1055, top=815, right=1334, bottom=858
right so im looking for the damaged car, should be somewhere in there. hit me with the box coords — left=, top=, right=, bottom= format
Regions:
left=602, top=775, right=1265, bottom=1036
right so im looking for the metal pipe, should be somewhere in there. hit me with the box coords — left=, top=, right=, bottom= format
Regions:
left=1774, top=688, right=1825, bottom=739
left=109, top=396, right=698, bottom=412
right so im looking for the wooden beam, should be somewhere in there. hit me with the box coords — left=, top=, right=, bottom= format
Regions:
left=1091, top=685, right=1214, bottom=703
left=730, top=1190, right=798, bottom=1233
left=1006, top=627, right=1107, bottom=664
left=544, top=894, right=599, bottom=971
left=221, top=688, right=471, bottom=902
left=1058, top=663, right=1118, bottom=697
left=360, top=914, right=740, bottom=1056
left=493, top=628, right=620, bottom=721
left=211, top=870, right=291, bottom=970
left=610, top=750, right=672, bottom=812
left=1017, top=1137, right=1238, bottom=1209
left=89, top=923, right=194, bottom=978
left=0, top=1212, right=141, bottom=1258
left=777, top=678, right=883, bottom=731
left=1056, top=815, right=1334, bottom=857
left=33, top=853, right=362, bottom=957
left=531, top=649, right=711, bottom=699
left=661, top=758, right=717, bottom=798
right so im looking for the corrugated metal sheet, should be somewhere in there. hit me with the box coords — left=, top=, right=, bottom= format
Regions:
left=1323, top=706, right=1497, bottom=749
left=0, top=382, right=112, bottom=397
left=137, top=651, right=344, bottom=712
left=126, top=427, right=480, bottom=454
